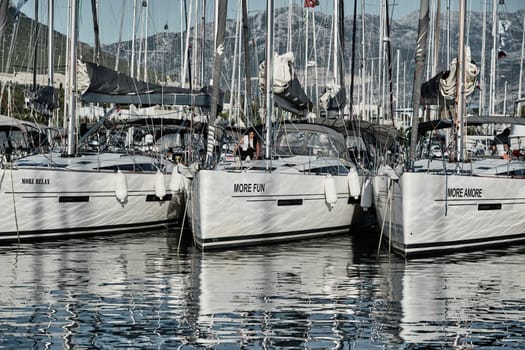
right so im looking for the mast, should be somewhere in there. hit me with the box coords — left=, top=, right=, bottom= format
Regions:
left=205, top=0, right=227, bottom=166
left=265, top=0, right=274, bottom=162
left=180, top=1, right=184, bottom=77
left=67, top=0, right=79, bottom=157
left=47, top=0, right=54, bottom=87
left=241, top=0, right=252, bottom=121
left=378, top=0, right=384, bottom=120
left=446, top=0, right=450, bottom=65
left=336, top=0, right=344, bottom=95
left=408, top=0, right=430, bottom=168
left=143, top=0, right=148, bottom=82
left=361, top=0, right=366, bottom=120
left=62, top=0, right=70, bottom=134
left=331, top=0, right=345, bottom=118
left=200, top=0, right=206, bottom=87
left=191, top=0, right=199, bottom=88
left=432, top=0, right=440, bottom=81
left=349, top=0, right=357, bottom=118
left=114, top=0, right=126, bottom=71
left=456, top=0, right=466, bottom=162
left=332, top=0, right=339, bottom=88
left=304, top=5, right=309, bottom=92
left=182, top=0, right=193, bottom=88
left=429, top=0, right=440, bottom=121
left=90, top=0, right=101, bottom=64
left=384, top=0, right=394, bottom=124
left=396, top=49, right=399, bottom=120
left=287, top=0, right=292, bottom=52
left=48, top=0, right=54, bottom=133
left=229, top=4, right=241, bottom=122
left=32, top=0, right=39, bottom=89
left=479, top=0, right=487, bottom=116
left=518, top=13, right=525, bottom=98
left=489, top=0, right=497, bottom=114
left=312, top=9, right=319, bottom=113
left=131, top=0, right=137, bottom=78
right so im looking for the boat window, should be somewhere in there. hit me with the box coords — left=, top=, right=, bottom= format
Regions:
left=1, top=130, right=26, bottom=149
left=275, top=130, right=341, bottom=157
left=97, top=163, right=158, bottom=172
left=308, top=132, right=340, bottom=157
left=302, top=165, right=349, bottom=175
left=16, top=161, right=63, bottom=168
left=156, top=133, right=183, bottom=150
left=275, top=131, right=305, bottom=155
left=346, top=135, right=367, bottom=151
left=496, top=169, right=525, bottom=177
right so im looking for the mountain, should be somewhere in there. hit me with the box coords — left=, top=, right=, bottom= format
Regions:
left=102, top=4, right=524, bottom=114
left=2, top=4, right=524, bottom=115
left=0, top=5, right=125, bottom=85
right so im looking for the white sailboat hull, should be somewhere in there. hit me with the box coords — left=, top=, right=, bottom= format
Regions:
left=373, top=172, right=525, bottom=256
left=0, top=167, right=179, bottom=242
left=188, top=169, right=358, bottom=248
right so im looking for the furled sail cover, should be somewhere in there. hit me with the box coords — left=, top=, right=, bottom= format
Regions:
left=78, top=61, right=222, bottom=109
left=421, top=46, right=479, bottom=106
left=24, top=85, right=58, bottom=116
left=259, top=52, right=312, bottom=115
left=319, top=80, right=346, bottom=113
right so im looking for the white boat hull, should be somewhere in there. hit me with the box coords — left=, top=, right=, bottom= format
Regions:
left=0, top=167, right=180, bottom=242
left=188, top=170, right=359, bottom=248
left=373, top=172, right=525, bottom=256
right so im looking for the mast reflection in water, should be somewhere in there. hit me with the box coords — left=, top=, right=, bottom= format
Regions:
left=0, top=229, right=524, bottom=349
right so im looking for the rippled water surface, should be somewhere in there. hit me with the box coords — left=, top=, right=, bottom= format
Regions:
left=1, top=229, right=524, bottom=349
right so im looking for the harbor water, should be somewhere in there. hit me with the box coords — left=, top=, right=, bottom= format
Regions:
left=0, top=229, right=524, bottom=349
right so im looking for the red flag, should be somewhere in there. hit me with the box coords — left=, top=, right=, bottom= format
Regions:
left=304, top=0, right=319, bottom=8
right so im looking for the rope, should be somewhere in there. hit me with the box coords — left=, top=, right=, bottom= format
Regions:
left=8, top=164, right=21, bottom=243
left=377, top=177, right=394, bottom=259
left=177, top=191, right=189, bottom=254
left=188, top=179, right=200, bottom=251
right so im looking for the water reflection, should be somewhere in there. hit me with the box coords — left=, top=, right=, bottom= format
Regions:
left=0, top=230, right=523, bottom=349
left=392, top=248, right=525, bottom=348
left=188, top=238, right=363, bottom=349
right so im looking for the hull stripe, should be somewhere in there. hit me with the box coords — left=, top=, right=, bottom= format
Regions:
left=0, top=220, right=175, bottom=243
left=196, top=225, right=350, bottom=248
left=398, top=233, right=525, bottom=257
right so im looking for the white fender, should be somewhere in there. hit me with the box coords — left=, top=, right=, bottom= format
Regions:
left=324, top=174, right=337, bottom=209
left=347, top=166, right=361, bottom=199
left=360, top=177, right=373, bottom=211
left=155, top=170, right=167, bottom=199
left=115, top=170, right=128, bottom=203
left=169, top=168, right=184, bottom=192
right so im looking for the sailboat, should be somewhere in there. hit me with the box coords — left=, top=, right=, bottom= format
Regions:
left=180, top=0, right=367, bottom=249
left=372, top=0, right=525, bottom=257
left=0, top=0, right=179, bottom=243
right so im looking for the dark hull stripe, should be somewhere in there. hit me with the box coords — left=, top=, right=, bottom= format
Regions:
left=0, top=220, right=176, bottom=244
left=395, top=233, right=525, bottom=258
left=196, top=225, right=350, bottom=249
